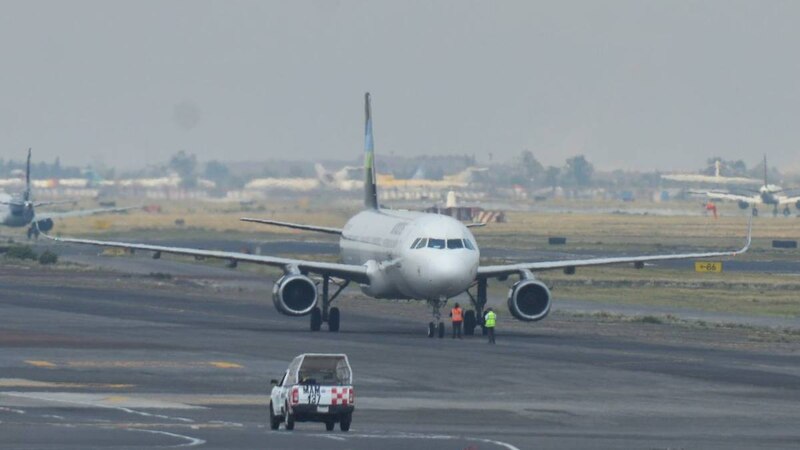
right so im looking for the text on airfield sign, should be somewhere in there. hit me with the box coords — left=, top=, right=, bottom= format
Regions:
left=695, top=261, right=722, bottom=273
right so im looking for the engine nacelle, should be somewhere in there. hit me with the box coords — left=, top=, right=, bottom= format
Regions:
left=507, top=279, right=552, bottom=322
left=272, top=274, right=318, bottom=316
left=36, top=218, right=54, bottom=232
left=738, top=201, right=750, bottom=210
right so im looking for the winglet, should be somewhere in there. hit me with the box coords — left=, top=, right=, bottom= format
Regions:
left=364, top=92, right=379, bottom=209
left=731, top=212, right=754, bottom=256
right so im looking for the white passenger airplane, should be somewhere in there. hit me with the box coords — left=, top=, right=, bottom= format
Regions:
left=692, top=156, right=800, bottom=217
left=42, top=94, right=753, bottom=337
left=2, top=149, right=135, bottom=238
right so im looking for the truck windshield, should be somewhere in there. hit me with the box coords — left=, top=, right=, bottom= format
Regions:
left=298, top=356, right=351, bottom=385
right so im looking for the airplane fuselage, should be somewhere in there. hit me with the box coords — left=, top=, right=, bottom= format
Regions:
left=0, top=194, right=34, bottom=227
left=339, top=209, right=479, bottom=300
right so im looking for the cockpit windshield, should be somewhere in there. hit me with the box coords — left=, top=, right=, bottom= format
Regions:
left=427, top=238, right=446, bottom=249
left=411, top=238, right=475, bottom=250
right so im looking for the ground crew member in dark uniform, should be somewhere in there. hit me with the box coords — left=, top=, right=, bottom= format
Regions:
left=484, top=308, right=496, bottom=344
left=449, top=303, right=463, bottom=339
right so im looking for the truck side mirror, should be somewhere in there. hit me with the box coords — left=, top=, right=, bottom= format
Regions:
left=270, top=379, right=279, bottom=385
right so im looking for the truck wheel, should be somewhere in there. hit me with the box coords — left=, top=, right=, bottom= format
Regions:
left=285, top=404, right=295, bottom=430
left=325, top=421, right=335, bottom=431
left=340, top=413, right=352, bottom=432
left=427, top=322, right=435, bottom=338
left=310, top=308, right=322, bottom=332
left=463, top=310, right=476, bottom=336
left=328, top=307, right=340, bottom=332
left=437, top=321, right=445, bottom=338
left=269, top=402, right=281, bottom=430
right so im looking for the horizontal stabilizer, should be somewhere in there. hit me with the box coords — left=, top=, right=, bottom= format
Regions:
left=240, top=218, right=343, bottom=235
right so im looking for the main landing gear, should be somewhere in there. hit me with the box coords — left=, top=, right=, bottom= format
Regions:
left=464, top=278, right=488, bottom=336
left=310, top=275, right=349, bottom=333
left=27, top=225, right=39, bottom=240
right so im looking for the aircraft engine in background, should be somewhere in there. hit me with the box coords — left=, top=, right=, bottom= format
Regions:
left=272, top=274, right=318, bottom=316
left=36, top=218, right=54, bottom=232
left=507, top=279, right=551, bottom=322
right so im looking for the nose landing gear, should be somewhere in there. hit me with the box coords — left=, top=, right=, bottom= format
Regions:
left=426, top=298, right=446, bottom=338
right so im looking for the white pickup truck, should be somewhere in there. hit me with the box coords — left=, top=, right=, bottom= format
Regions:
left=269, top=353, right=355, bottom=431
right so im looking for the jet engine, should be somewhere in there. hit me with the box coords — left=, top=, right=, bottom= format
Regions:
left=507, top=279, right=551, bottom=322
left=36, top=218, right=54, bottom=232
left=738, top=201, right=750, bottom=210
left=272, top=274, right=318, bottom=316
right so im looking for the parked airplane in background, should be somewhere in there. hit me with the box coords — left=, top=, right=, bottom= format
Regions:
left=42, top=94, right=752, bottom=337
left=1, top=149, right=136, bottom=238
left=691, top=156, right=800, bottom=216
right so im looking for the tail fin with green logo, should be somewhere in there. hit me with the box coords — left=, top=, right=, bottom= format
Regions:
left=364, top=92, right=378, bottom=209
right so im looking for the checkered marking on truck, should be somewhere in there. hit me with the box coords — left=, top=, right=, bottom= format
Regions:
left=331, top=387, right=349, bottom=406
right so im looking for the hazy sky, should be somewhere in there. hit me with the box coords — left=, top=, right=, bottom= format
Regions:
left=1, top=0, right=798, bottom=171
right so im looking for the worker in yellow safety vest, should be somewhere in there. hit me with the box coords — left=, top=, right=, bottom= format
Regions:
left=449, top=303, right=463, bottom=339
left=484, top=308, right=496, bottom=344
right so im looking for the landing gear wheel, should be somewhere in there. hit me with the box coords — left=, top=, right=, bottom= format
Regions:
left=340, top=413, right=352, bottom=431
left=752, top=207, right=759, bottom=217
left=463, top=310, right=476, bottom=336
left=325, top=421, right=335, bottom=431
left=328, top=307, right=340, bottom=332
left=269, top=402, right=281, bottom=430
left=285, top=406, right=295, bottom=430
left=427, top=322, right=435, bottom=338
left=310, top=308, right=322, bottom=331
left=784, top=207, right=791, bottom=217
left=437, top=321, right=445, bottom=338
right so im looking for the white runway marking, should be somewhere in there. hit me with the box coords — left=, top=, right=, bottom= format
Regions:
left=129, top=429, right=206, bottom=447
left=0, top=406, right=25, bottom=414
left=2, top=392, right=195, bottom=423
left=307, top=431, right=521, bottom=450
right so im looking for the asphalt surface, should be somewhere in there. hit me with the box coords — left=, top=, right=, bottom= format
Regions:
left=1, top=262, right=800, bottom=449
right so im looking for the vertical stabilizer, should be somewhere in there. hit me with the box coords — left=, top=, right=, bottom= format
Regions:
left=763, top=154, right=768, bottom=187
left=24, top=148, right=31, bottom=202
left=364, top=93, right=378, bottom=209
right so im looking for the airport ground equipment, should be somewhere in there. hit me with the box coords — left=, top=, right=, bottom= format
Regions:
left=270, top=354, right=354, bottom=432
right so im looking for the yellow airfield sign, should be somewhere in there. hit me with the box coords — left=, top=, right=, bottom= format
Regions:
left=695, top=261, right=722, bottom=273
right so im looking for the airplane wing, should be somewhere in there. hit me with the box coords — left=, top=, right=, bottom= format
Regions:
left=35, top=205, right=141, bottom=221
left=240, top=218, right=343, bottom=235
left=477, top=215, right=752, bottom=279
left=38, top=232, right=369, bottom=283
left=690, top=189, right=757, bottom=203
left=778, top=195, right=800, bottom=206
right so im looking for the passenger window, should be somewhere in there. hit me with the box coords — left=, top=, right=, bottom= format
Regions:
left=410, top=238, right=421, bottom=249
left=463, top=239, right=476, bottom=250
left=447, top=239, right=464, bottom=249
left=428, top=239, right=446, bottom=249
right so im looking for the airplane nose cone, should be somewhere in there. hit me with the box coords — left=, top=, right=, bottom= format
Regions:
left=419, top=253, right=476, bottom=297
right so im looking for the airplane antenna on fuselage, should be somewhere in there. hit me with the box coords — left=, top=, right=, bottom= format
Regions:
left=364, top=92, right=379, bottom=210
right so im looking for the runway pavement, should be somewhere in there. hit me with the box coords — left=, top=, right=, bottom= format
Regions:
left=1, top=264, right=799, bottom=449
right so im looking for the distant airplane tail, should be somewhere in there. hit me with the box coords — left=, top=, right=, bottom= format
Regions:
left=24, top=148, right=31, bottom=202
left=364, top=92, right=378, bottom=209
left=763, top=154, right=768, bottom=187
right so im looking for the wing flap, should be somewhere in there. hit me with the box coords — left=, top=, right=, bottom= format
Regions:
left=240, top=218, right=343, bottom=235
